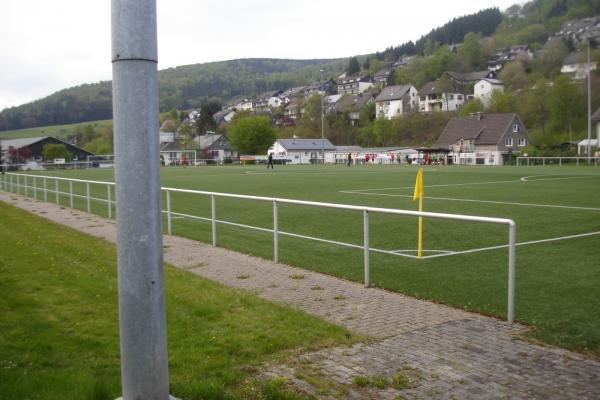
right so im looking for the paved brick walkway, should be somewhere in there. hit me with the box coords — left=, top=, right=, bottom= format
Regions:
left=2, top=191, right=599, bottom=399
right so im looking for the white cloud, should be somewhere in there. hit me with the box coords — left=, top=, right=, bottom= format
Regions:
left=0, top=0, right=520, bottom=111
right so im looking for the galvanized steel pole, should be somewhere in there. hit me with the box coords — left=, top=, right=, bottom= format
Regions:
left=111, top=0, right=170, bottom=399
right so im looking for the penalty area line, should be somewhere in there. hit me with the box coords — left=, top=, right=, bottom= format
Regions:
left=420, top=230, right=600, bottom=259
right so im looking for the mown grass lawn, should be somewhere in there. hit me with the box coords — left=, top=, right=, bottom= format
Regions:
left=0, top=202, right=355, bottom=399
left=8, top=164, right=600, bottom=356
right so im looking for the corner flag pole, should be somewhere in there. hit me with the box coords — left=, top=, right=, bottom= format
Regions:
left=412, top=167, right=424, bottom=258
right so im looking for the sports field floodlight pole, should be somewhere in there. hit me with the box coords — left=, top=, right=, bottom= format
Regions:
left=111, top=0, right=171, bottom=399
left=320, top=69, right=325, bottom=165
left=587, top=38, right=592, bottom=163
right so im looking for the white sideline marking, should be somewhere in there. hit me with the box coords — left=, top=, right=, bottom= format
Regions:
left=421, top=230, right=600, bottom=259
left=341, top=191, right=600, bottom=212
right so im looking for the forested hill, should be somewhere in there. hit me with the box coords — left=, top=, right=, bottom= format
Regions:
left=0, top=58, right=346, bottom=131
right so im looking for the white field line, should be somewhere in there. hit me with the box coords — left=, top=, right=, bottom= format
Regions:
left=340, top=191, right=600, bottom=212
left=344, top=175, right=594, bottom=193
left=163, top=212, right=599, bottom=261
left=420, top=230, right=600, bottom=259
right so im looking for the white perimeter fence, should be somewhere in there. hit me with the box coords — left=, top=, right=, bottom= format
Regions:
left=1, top=172, right=517, bottom=323
left=517, top=157, right=600, bottom=166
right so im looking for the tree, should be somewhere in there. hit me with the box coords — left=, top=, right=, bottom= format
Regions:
left=229, top=115, right=276, bottom=155
left=498, top=61, right=529, bottom=90
left=488, top=90, right=517, bottom=113
left=373, top=118, right=394, bottom=146
left=548, top=74, right=585, bottom=136
left=42, top=143, right=72, bottom=161
left=347, top=57, right=360, bottom=76
left=195, top=101, right=221, bottom=135
left=458, top=32, right=484, bottom=70
left=436, top=73, right=454, bottom=111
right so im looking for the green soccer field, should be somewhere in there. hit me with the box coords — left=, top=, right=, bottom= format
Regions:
left=5, top=164, right=600, bottom=355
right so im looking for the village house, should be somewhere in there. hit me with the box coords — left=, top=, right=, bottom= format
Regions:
left=418, top=80, right=465, bottom=112
left=374, top=84, right=418, bottom=119
left=373, top=66, right=394, bottom=86
left=283, top=97, right=305, bottom=120
left=474, top=78, right=504, bottom=107
left=335, top=89, right=379, bottom=126
left=0, top=136, right=95, bottom=165
left=268, top=138, right=336, bottom=164
left=213, top=109, right=236, bottom=128
left=304, top=79, right=337, bottom=98
left=447, top=70, right=496, bottom=94
left=338, top=75, right=374, bottom=95
left=487, top=45, right=533, bottom=72
left=253, top=90, right=284, bottom=113
left=561, top=52, right=598, bottom=80
left=434, top=113, right=530, bottom=165
left=194, top=133, right=237, bottom=162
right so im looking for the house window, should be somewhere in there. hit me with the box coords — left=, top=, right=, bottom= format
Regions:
left=458, top=95, right=463, bottom=100
left=505, top=138, right=513, bottom=147
left=518, top=138, right=527, bottom=147
left=449, top=94, right=454, bottom=100
left=513, top=124, right=519, bottom=132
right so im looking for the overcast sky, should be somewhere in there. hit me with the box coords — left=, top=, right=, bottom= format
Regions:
left=0, top=0, right=520, bottom=111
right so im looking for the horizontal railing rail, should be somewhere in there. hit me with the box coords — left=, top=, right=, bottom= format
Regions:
left=1, top=172, right=517, bottom=323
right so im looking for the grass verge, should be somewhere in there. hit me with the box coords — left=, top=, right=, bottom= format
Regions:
left=0, top=202, right=356, bottom=399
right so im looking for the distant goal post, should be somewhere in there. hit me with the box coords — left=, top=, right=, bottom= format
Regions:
left=517, top=157, right=600, bottom=167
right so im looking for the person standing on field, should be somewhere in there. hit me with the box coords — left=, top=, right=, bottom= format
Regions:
left=267, top=152, right=274, bottom=169
left=347, top=153, right=352, bottom=166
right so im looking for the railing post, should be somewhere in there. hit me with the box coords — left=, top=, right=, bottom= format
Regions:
left=24, top=176, right=27, bottom=197
left=166, top=190, right=172, bottom=235
left=16, top=175, right=20, bottom=194
left=10, top=175, right=13, bottom=192
left=55, top=179, right=59, bottom=205
left=69, top=181, right=74, bottom=208
left=508, top=221, right=516, bottom=324
left=273, top=200, right=279, bottom=263
left=43, top=177, right=48, bottom=202
left=363, top=209, right=370, bottom=288
left=33, top=177, right=37, bottom=199
left=86, top=182, right=91, bottom=213
left=211, top=194, right=217, bottom=246
left=107, top=184, right=112, bottom=219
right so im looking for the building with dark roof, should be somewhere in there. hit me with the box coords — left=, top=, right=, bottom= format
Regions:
left=268, top=138, right=335, bottom=164
left=0, top=136, right=95, bottom=164
left=335, top=89, right=379, bottom=125
left=374, top=84, right=418, bottom=119
left=434, top=113, right=530, bottom=165
left=418, top=80, right=465, bottom=112
left=337, top=75, right=374, bottom=95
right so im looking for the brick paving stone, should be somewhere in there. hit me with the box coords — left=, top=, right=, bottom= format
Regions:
left=2, top=191, right=600, bottom=399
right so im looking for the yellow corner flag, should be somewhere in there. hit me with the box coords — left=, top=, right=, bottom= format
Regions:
left=412, top=167, right=423, bottom=201
left=412, top=167, right=424, bottom=258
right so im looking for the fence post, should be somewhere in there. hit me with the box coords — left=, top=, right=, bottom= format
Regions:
left=559, top=157, right=562, bottom=166
left=166, top=190, right=172, bottom=235
left=33, top=177, right=37, bottom=199
left=273, top=200, right=278, bottom=263
left=10, top=175, right=13, bottom=192
left=508, top=221, right=516, bottom=324
left=363, top=209, right=370, bottom=288
left=211, top=194, right=216, bottom=246
left=43, top=177, right=48, bottom=202
left=16, top=175, right=20, bottom=194
left=107, top=184, right=112, bottom=219
left=86, top=182, right=91, bottom=213
left=55, top=179, right=59, bottom=205
left=69, top=181, right=74, bottom=208
left=24, top=176, right=28, bottom=197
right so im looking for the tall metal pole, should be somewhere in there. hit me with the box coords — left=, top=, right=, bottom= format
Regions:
left=111, top=1, right=170, bottom=399
left=587, top=38, right=592, bottom=162
left=320, top=69, right=325, bottom=165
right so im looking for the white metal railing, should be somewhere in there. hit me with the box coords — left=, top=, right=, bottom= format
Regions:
left=517, top=156, right=600, bottom=166
left=1, top=172, right=517, bottom=323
